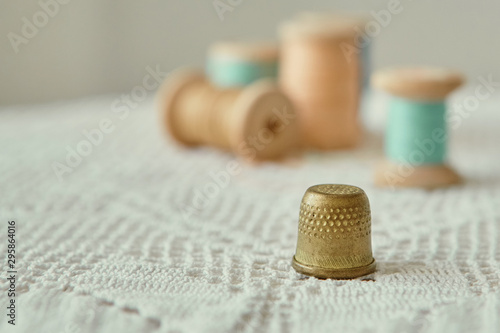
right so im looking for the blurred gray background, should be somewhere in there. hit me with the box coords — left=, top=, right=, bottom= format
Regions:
left=1, top=0, right=499, bottom=106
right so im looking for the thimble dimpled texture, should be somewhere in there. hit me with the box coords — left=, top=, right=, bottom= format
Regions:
left=293, top=184, right=375, bottom=278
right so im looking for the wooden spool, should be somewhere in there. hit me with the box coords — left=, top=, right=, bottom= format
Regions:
left=296, top=11, right=372, bottom=89
left=279, top=18, right=361, bottom=150
left=157, top=69, right=299, bottom=161
left=372, top=66, right=464, bottom=188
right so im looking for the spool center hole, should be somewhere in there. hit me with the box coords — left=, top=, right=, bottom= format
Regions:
left=266, top=118, right=280, bottom=134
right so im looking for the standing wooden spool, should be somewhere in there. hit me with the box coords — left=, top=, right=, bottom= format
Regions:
left=279, top=18, right=361, bottom=150
left=372, top=66, right=464, bottom=188
left=296, top=11, right=372, bottom=90
left=157, top=69, right=299, bottom=161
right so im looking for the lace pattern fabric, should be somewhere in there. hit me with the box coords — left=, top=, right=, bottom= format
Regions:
left=0, top=91, right=499, bottom=332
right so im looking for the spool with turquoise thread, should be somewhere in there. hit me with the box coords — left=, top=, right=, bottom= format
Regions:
left=386, top=97, right=446, bottom=164
left=207, top=57, right=277, bottom=88
left=207, top=41, right=278, bottom=88
left=372, top=66, right=464, bottom=188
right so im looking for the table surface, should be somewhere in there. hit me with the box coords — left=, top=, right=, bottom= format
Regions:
left=1, top=89, right=499, bottom=333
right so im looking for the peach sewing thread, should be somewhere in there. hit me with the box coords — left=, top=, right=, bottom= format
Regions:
left=279, top=19, right=361, bottom=150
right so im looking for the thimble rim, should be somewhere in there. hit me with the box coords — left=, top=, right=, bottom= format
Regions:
left=292, top=256, right=376, bottom=279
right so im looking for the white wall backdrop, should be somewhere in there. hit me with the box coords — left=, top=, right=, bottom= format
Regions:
left=1, top=0, right=499, bottom=106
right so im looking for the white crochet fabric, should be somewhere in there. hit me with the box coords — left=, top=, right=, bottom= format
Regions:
left=1, top=89, right=499, bottom=333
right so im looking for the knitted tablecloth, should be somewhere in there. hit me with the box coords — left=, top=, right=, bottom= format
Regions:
left=1, top=89, right=499, bottom=333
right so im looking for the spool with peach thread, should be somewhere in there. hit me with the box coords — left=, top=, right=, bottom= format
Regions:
left=296, top=11, right=372, bottom=90
left=279, top=18, right=361, bottom=150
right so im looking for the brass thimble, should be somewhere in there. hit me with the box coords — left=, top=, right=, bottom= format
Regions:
left=292, top=184, right=376, bottom=279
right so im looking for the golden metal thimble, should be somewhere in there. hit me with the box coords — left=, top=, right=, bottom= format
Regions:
left=292, top=184, right=376, bottom=279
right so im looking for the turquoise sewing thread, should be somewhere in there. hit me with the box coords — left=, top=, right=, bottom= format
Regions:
left=386, top=97, right=447, bottom=165
left=207, top=57, right=278, bottom=88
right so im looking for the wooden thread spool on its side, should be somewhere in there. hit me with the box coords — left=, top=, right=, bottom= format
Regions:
left=279, top=18, right=361, bottom=150
left=207, top=41, right=279, bottom=88
left=205, top=88, right=240, bottom=149
left=372, top=66, right=464, bottom=188
left=157, top=69, right=299, bottom=161
left=170, top=78, right=218, bottom=145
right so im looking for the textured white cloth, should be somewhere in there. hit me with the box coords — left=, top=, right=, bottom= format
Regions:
left=1, top=89, right=499, bottom=333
